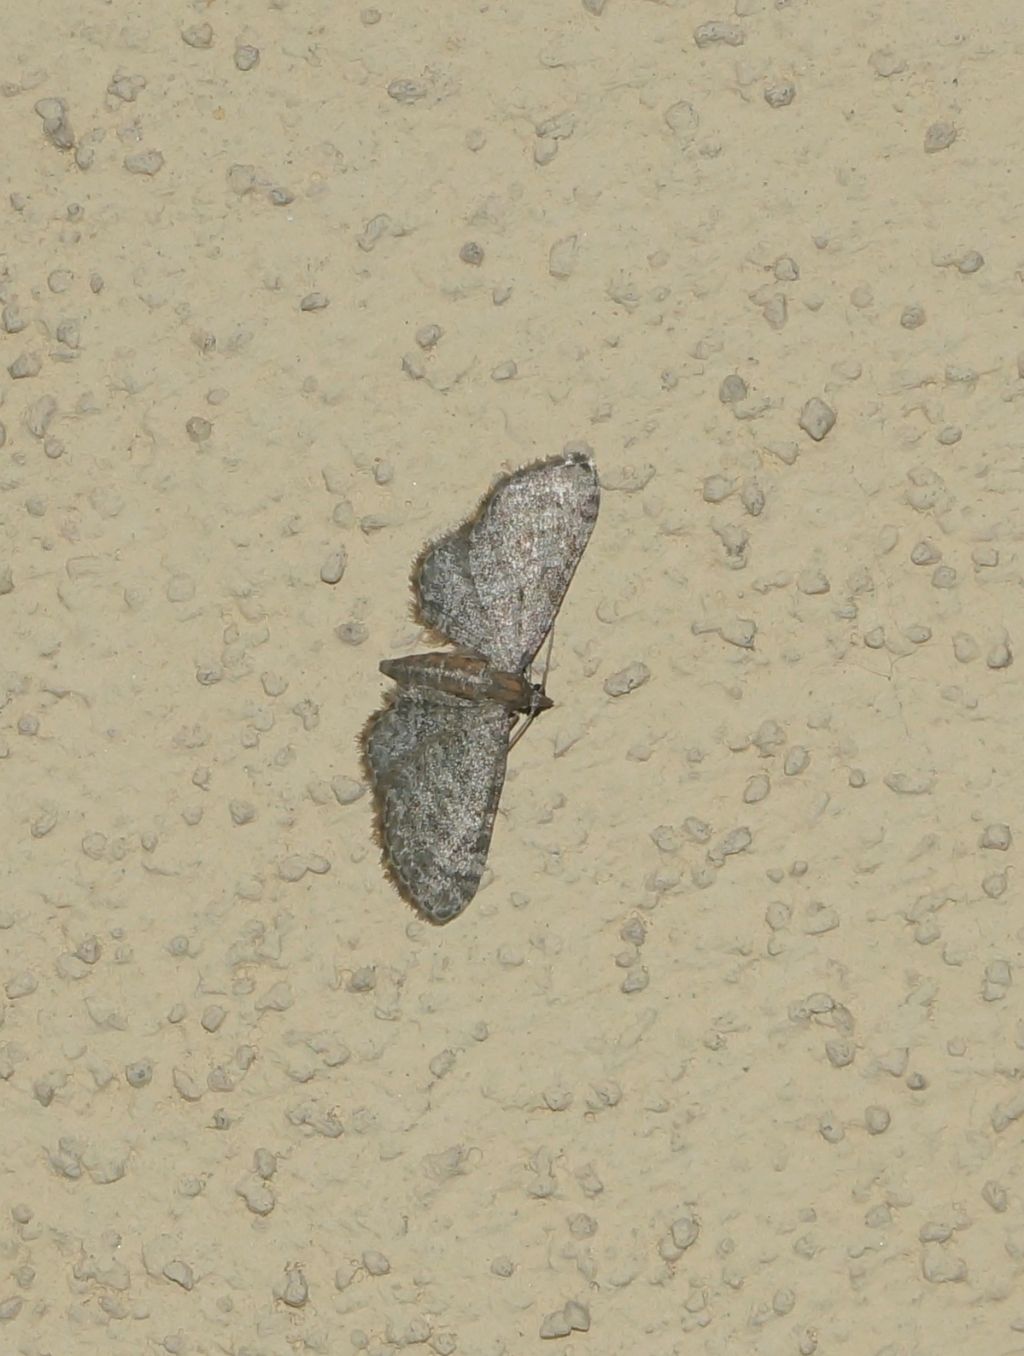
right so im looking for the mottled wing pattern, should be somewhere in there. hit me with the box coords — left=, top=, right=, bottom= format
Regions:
left=415, top=527, right=494, bottom=657
left=416, top=450, right=599, bottom=670
left=366, top=687, right=511, bottom=923
left=469, top=450, right=599, bottom=670
left=365, top=681, right=439, bottom=786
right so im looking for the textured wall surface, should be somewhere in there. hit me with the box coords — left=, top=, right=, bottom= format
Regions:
left=2, top=2, right=1023, bottom=1353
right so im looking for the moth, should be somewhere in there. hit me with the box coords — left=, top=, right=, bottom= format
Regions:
left=363, top=447, right=599, bottom=922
